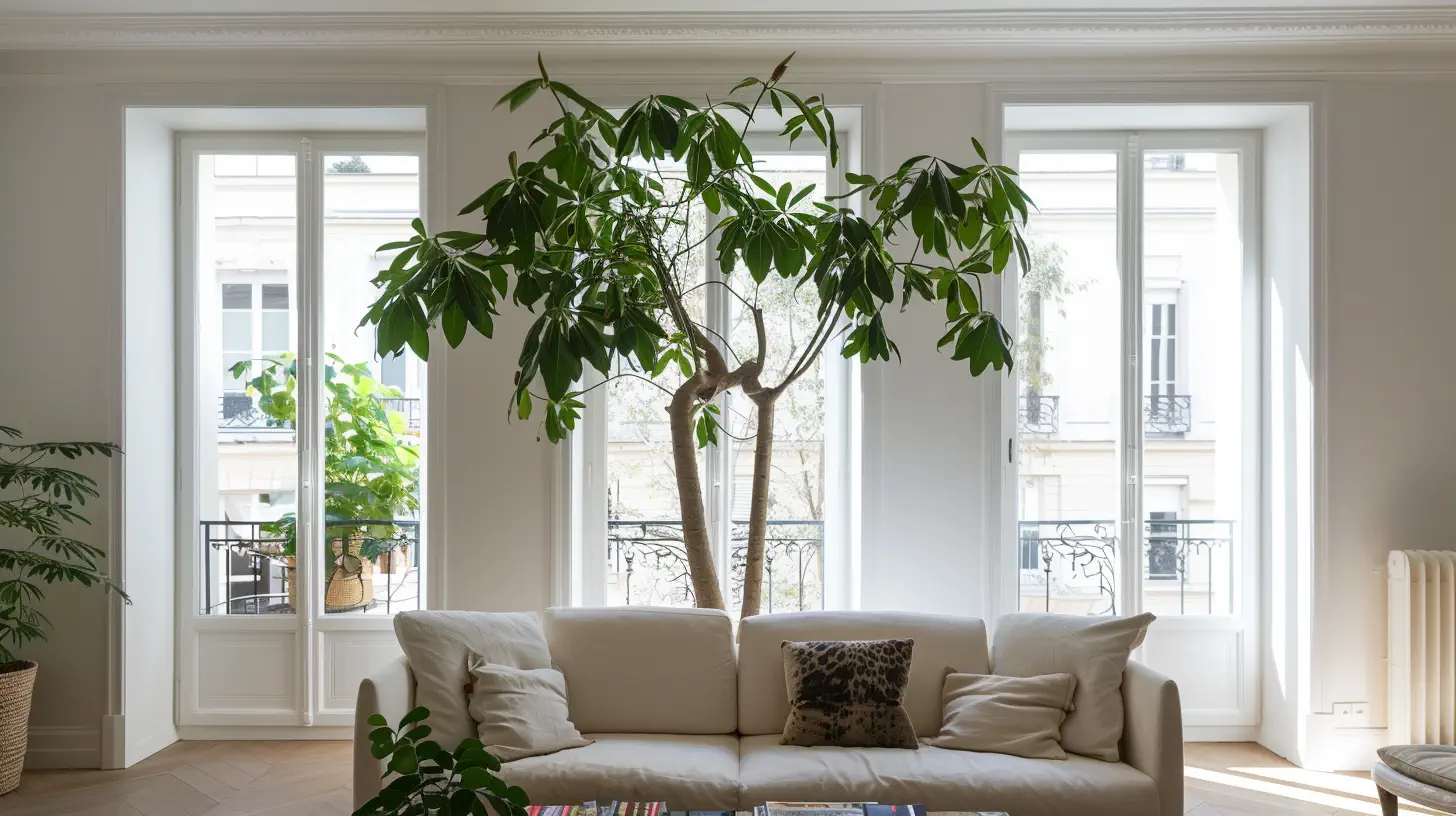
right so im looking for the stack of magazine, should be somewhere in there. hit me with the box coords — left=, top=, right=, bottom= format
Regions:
left=524, top=803, right=927, bottom=816
left=756, top=803, right=926, bottom=816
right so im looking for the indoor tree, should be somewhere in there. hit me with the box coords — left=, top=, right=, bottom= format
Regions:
left=360, top=54, right=1033, bottom=618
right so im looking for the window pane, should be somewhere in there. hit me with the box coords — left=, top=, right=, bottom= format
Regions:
left=1015, top=150, right=1122, bottom=615
left=221, top=283, right=253, bottom=309
left=321, top=155, right=424, bottom=615
left=260, top=311, right=289, bottom=352
left=725, top=153, right=829, bottom=614
left=605, top=173, right=707, bottom=608
left=221, top=311, right=252, bottom=351
left=1141, top=151, right=1243, bottom=616
left=261, top=283, right=290, bottom=309
left=198, top=154, right=298, bottom=615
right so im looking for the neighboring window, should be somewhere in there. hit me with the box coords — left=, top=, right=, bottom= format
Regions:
left=595, top=143, right=849, bottom=614
left=1146, top=510, right=1179, bottom=580
left=1145, top=293, right=1186, bottom=436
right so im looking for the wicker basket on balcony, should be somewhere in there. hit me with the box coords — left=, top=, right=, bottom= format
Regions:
left=0, top=660, right=38, bottom=795
left=281, top=535, right=375, bottom=613
left=325, top=534, right=374, bottom=613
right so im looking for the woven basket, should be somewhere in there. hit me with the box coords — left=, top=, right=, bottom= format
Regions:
left=284, top=539, right=375, bottom=613
left=0, top=660, right=37, bottom=796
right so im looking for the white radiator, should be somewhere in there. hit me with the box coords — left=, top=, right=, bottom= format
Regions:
left=1389, top=549, right=1456, bottom=745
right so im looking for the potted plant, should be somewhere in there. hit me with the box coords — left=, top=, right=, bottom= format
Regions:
left=232, top=354, right=420, bottom=612
left=360, top=54, right=1031, bottom=616
left=356, top=706, right=530, bottom=816
left=0, top=426, right=126, bottom=794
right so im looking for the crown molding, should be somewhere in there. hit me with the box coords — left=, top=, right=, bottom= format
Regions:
left=6, top=8, right=1456, bottom=52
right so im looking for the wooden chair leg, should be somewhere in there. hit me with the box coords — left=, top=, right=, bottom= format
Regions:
left=1378, top=783, right=1400, bottom=816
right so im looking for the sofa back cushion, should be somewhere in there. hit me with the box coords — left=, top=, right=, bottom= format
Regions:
left=543, top=606, right=737, bottom=734
left=737, top=611, right=990, bottom=737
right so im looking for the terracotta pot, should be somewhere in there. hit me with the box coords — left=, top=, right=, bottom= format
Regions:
left=0, top=660, right=37, bottom=795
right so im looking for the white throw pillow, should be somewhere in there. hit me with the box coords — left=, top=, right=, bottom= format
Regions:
left=921, top=671, right=1077, bottom=759
left=467, top=660, right=593, bottom=761
left=991, top=612, right=1155, bottom=762
left=393, top=611, right=553, bottom=750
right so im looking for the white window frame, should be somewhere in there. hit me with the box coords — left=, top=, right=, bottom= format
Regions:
left=568, top=128, right=859, bottom=611
left=177, top=132, right=428, bottom=728
left=1000, top=130, right=1261, bottom=620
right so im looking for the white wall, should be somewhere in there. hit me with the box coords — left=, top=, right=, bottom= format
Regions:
left=0, top=85, right=114, bottom=769
left=119, top=108, right=178, bottom=766
left=5, top=56, right=1456, bottom=768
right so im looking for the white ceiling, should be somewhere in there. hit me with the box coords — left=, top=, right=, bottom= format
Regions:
left=1, top=0, right=1453, bottom=12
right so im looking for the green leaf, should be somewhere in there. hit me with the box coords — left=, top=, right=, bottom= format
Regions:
left=649, top=106, right=679, bottom=151
left=745, top=231, right=773, bottom=283
left=517, top=390, right=532, bottom=420
left=702, top=185, right=721, bottom=215
left=443, top=304, right=468, bottom=348
left=495, top=78, right=541, bottom=111
left=748, top=174, right=778, bottom=198
left=459, top=766, right=494, bottom=790
left=400, top=706, right=430, bottom=727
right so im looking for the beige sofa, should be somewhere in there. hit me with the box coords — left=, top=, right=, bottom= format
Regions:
left=355, top=608, right=1182, bottom=816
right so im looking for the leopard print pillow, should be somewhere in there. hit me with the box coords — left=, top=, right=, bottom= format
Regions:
left=781, top=638, right=918, bottom=749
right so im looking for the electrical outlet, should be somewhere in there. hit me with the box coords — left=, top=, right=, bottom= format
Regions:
left=1333, top=701, right=1371, bottom=727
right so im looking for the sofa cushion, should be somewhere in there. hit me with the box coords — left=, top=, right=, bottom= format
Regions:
left=466, top=661, right=592, bottom=761
left=543, top=606, right=736, bottom=734
left=781, top=639, right=918, bottom=748
left=738, top=611, right=990, bottom=736
left=992, top=612, right=1155, bottom=762
left=393, top=610, right=552, bottom=751
left=497, top=734, right=740, bottom=809
left=737, top=734, right=1160, bottom=814
left=1378, top=745, right=1456, bottom=794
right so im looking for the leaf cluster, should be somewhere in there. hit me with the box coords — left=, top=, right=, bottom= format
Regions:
left=0, top=425, right=127, bottom=662
left=230, top=355, right=420, bottom=558
left=355, top=706, right=530, bottom=816
left=359, top=53, right=1033, bottom=447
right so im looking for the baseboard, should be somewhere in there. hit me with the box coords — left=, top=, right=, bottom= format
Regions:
left=24, top=726, right=102, bottom=769
left=176, top=725, right=353, bottom=740
left=1185, top=725, right=1259, bottom=742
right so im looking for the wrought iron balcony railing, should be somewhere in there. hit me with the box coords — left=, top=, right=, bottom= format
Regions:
left=1018, top=518, right=1233, bottom=615
left=217, top=395, right=421, bottom=432
left=1144, top=394, right=1193, bottom=435
left=199, top=518, right=419, bottom=615
left=607, top=519, right=825, bottom=612
left=1018, top=394, right=1060, bottom=436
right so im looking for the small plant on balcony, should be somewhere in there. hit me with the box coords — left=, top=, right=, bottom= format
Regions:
left=359, top=54, right=1031, bottom=616
left=230, top=354, right=420, bottom=592
left=355, top=706, right=530, bottom=816
left=0, top=426, right=127, bottom=663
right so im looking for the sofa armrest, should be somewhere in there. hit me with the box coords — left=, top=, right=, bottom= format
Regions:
left=1120, top=660, right=1182, bottom=816
left=354, top=655, right=415, bottom=810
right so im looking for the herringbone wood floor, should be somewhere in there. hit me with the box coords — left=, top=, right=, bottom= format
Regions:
left=0, top=742, right=1443, bottom=816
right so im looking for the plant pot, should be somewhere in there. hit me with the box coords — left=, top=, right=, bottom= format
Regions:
left=376, top=545, right=410, bottom=574
left=281, top=538, right=375, bottom=613
left=0, top=660, right=37, bottom=795
left=325, top=535, right=374, bottom=613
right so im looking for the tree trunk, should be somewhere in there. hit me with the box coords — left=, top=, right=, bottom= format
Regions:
left=738, top=393, right=777, bottom=619
left=669, top=375, right=725, bottom=609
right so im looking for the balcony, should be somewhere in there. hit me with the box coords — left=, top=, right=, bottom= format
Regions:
left=217, top=394, right=421, bottom=432
left=1016, top=394, right=1193, bottom=437
left=199, top=518, right=419, bottom=615
left=1144, top=394, right=1192, bottom=435
left=1018, top=394, right=1060, bottom=436
left=607, top=519, right=825, bottom=612
left=1018, top=518, right=1234, bottom=615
